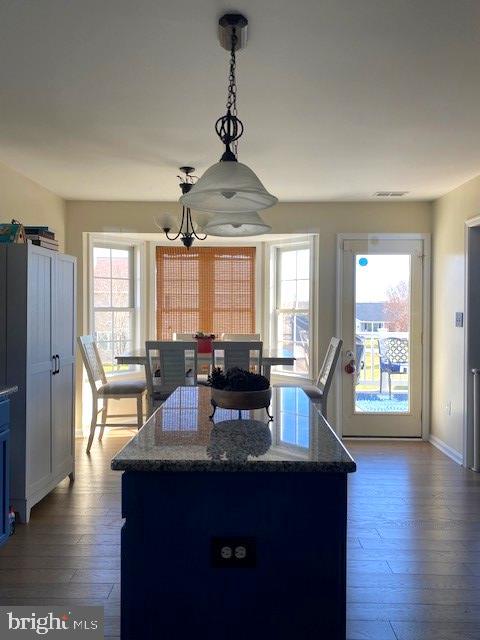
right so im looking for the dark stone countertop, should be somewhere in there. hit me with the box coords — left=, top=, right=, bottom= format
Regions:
left=111, top=386, right=356, bottom=474
left=0, top=386, right=18, bottom=400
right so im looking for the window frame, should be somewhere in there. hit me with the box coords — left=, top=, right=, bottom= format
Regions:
left=88, top=236, right=145, bottom=376
left=266, top=237, right=316, bottom=380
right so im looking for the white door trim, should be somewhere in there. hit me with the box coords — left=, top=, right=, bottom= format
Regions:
left=335, top=233, right=431, bottom=439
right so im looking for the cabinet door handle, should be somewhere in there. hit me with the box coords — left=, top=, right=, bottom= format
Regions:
left=52, top=355, right=59, bottom=375
left=56, top=354, right=60, bottom=373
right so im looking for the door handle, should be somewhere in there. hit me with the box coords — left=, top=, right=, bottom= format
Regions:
left=344, top=350, right=356, bottom=374
left=56, top=354, right=60, bottom=373
left=52, top=355, right=60, bottom=375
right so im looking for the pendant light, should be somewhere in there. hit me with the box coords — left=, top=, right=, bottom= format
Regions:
left=180, top=14, right=277, bottom=214
left=154, top=167, right=207, bottom=249
left=203, top=212, right=271, bottom=237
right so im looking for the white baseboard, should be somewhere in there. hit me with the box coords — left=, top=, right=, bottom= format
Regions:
left=342, top=437, right=421, bottom=441
left=429, top=434, right=463, bottom=465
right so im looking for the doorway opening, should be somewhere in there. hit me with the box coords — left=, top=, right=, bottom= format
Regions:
left=464, top=218, right=480, bottom=470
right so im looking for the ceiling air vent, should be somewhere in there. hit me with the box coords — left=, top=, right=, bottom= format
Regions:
left=374, top=191, right=409, bottom=197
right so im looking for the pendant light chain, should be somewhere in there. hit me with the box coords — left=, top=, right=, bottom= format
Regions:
left=179, top=13, right=278, bottom=215
left=227, top=28, right=239, bottom=157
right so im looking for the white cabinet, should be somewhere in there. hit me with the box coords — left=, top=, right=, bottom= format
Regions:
left=52, top=254, right=76, bottom=480
left=0, top=244, right=76, bottom=522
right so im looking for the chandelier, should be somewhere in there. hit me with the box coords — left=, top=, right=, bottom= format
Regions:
left=155, top=167, right=207, bottom=249
left=180, top=14, right=277, bottom=215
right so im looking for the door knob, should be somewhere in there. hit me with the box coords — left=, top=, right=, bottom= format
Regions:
left=344, top=351, right=356, bottom=374
left=344, top=359, right=356, bottom=374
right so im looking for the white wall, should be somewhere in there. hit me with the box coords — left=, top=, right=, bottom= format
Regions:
left=0, top=160, right=66, bottom=250
left=431, top=175, right=480, bottom=458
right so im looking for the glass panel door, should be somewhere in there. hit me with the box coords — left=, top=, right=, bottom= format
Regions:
left=341, top=239, right=424, bottom=437
left=354, top=254, right=411, bottom=414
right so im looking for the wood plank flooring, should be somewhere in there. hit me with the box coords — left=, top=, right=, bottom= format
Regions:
left=0, top=433, right=479, bottom=639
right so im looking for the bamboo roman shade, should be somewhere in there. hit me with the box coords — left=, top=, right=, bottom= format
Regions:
left=156, top=246, right=256, bottom=339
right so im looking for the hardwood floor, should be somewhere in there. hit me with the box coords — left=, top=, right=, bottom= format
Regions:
left=0, top=434, right=479, bottom=639
left=347, top=441, right=480, bottom=640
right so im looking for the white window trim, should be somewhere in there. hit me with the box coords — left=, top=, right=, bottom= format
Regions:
left=264, top=235, right=318, bottom=380
left=87, top=233, right=147, bottom=377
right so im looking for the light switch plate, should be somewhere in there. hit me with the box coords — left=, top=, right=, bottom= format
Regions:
left=455, top=312, right=464, bottom=328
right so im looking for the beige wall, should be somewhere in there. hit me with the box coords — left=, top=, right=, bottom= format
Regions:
left=431, top=175, right=480, bottom=457
left=66, top=199, right=432, bottom=429
left=0, top=153, right=476, bottom=457
left=0, top=161, right=66, bottom=250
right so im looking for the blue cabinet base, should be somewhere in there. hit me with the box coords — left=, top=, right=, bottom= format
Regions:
left=0, top=397, right=11, bottom=547
left=121, top=471, right=348, bottom=640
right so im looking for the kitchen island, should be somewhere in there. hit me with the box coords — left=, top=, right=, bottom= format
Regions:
left=112, top=385, right=356, bottom=640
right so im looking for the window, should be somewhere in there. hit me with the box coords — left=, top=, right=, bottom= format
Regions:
left=274, top=245, right=310, bottom=375
left=92, top=245, right=135, bottom=373
left=278, top=387, right=310, bottom=448
left=359, top=321, right=388, bottom=332
left=156, top=246, right=255, bottom=338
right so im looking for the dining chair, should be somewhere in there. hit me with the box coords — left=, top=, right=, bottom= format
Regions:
left=220, top=333, right=261, bottom=341
left=145, top=341, right=198, bottom=415
left=378, top=336, right=409, bottom=398
left=77, top=335, right=146, bottom=454
left=274, top=337, right=343, bottom=419
left=212, top=340, right=263, bottom=374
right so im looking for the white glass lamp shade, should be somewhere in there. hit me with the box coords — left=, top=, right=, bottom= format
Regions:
left=203, top=212, right=271, bottom=237
left=154, top=212, right=175, bottom=230
left=179, top=161, right=278, bottom=214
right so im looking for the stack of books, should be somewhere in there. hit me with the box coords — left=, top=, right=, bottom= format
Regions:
left=25, top=226, right=59, bottom=252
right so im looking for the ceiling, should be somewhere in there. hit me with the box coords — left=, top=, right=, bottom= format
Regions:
left=1, top=0, right=480, bottom=201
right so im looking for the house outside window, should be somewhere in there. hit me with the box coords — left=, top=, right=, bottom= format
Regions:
left=359, top=320, right=388, bottom=332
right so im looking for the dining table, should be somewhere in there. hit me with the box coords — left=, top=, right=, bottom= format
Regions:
left=115, top=346, right=295, bottom=380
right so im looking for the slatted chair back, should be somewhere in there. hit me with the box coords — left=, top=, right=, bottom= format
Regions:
left=316, top=337, right=343, bottom=396
left=78, top=335, right=107, bottom=391
left=145, top=341, right=198, bottom=399
left=378, top=337, right=409, bottom=365
left=212, top=340, right=263, bottom=374
left=220, top=333, right=261, bottom=341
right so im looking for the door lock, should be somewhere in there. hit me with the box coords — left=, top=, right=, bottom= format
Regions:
left=344, top=350, right=356, bottom=374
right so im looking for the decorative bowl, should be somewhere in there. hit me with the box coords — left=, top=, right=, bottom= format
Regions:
left=210, top=387, right=272, bottom=420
